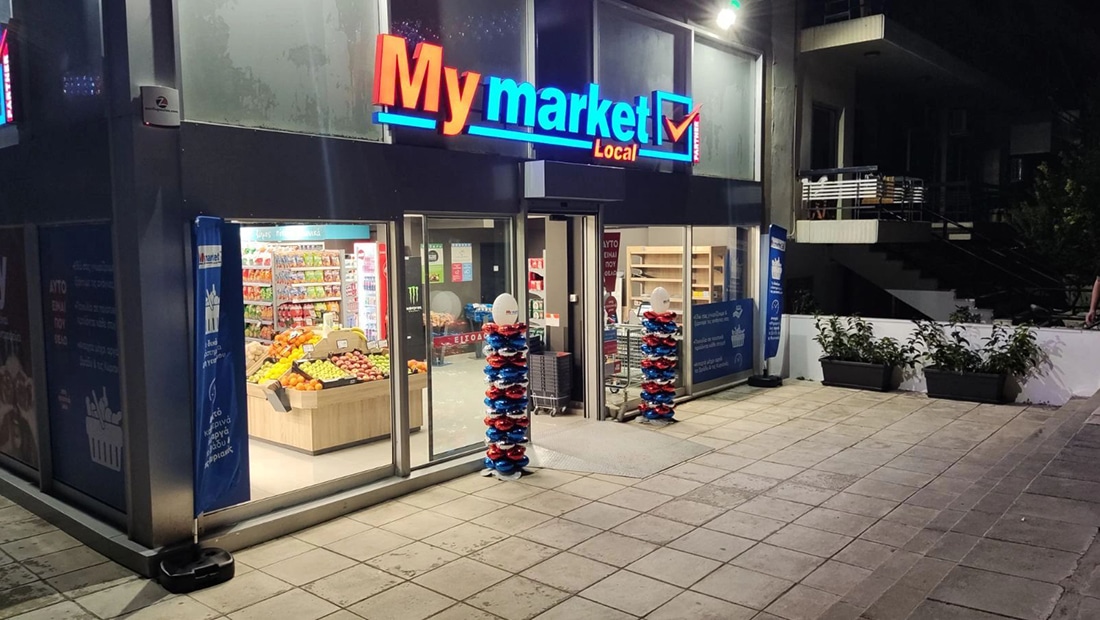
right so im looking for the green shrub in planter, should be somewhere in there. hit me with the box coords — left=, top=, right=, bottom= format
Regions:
left=909, top=321, right=1045, bottom=404
left=814, top=316, right=917, bottom=391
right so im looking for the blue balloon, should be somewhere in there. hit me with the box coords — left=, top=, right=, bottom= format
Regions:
left=484, top=397, right=529, bottom=412
left=486, top=333, right=527, bottom=349
left=485, top=366, right=528, bottom=383
left=494, top=459, right=516, bottom=473
left=641, top=367, right=676, bottom=379
left=512, top=455, right=530, bottom=469
left=641, top=344, right=677, bottom=357
left=641, top=392, right=674, bottom=405
left=642, top=320, right=678, bottom=334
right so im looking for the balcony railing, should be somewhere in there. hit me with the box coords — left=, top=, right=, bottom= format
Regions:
left=805, top=0, right=888, bottom=28
left=799, top=166, right=926, bottom=221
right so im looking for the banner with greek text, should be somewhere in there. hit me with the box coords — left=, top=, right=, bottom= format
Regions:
left=763, top=225, right=787, bottom=360
left=39, top=223, right=125, bottom=510
left=692, top=299, right=754, bottom=384
left=193, top=217, right=249, bottom=516
left=0, top=227, right=38, bottom=468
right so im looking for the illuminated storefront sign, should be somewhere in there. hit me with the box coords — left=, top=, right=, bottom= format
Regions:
left=1, top=25, right=13, bottom=126
left=371, top=34, right=700, bottom=165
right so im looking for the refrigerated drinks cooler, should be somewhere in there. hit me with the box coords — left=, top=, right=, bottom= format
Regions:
left=354, top=242, right=388, bottom=342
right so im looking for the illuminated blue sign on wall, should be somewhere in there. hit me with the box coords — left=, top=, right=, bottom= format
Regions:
left=370, top=34, right=701, bottom=165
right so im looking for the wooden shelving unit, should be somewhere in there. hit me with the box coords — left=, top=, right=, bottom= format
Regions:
left=624, top=246, right=726, bottom=316
left=527, top=255, right=546, bottom=342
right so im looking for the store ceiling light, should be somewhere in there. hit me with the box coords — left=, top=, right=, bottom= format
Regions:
left=718, top=0, right=741, bottom=30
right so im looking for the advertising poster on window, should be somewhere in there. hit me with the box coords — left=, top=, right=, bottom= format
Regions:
left=427, top=243, right=444, bottom=284
left=39, top=223, right=125, bottom=511
left=450, top=242, right=473, bottom=283
left=692, top=299, right=754, bottom=384
left=192, top=217, right=250, bottom=516
left=0, top=227, right=37, bottom=468
left=764, top=225, right=787, bottom=359
left=404, top=256, right=426, bottom=357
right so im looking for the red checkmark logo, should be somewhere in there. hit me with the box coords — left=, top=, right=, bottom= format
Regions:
left=664, top=106, right=701, bottom=143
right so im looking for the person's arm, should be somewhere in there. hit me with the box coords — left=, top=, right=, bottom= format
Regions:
left=1088, top=277, right=1100, bottom=325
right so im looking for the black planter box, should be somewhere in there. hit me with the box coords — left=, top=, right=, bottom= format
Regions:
left=820, top=358, right=897, bottom=392
left=924, top=367, right=1009, bottom=404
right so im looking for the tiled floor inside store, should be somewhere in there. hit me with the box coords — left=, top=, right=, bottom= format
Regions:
left=5, top=381, right=1100, bottom=620
left=249, top=354, right=541, bottom=499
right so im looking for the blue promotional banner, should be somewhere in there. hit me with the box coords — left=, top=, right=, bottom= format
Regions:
left=692, top=299, right=755, bottom=384
left=193, top=217, right=250, bottom=517
left=763, top=225, right=787, bottom=360
left=39, top=223, right=126, bottom=511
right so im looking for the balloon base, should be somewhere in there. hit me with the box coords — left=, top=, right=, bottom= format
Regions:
left=748, top=374, right=783, bottom=388
left=481, top=467, right=532, bottom=481
left=640, top=417, right=677, bottom=427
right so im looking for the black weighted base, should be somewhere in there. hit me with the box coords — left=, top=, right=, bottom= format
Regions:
left=747, top=374, right=783, bottom=388
left=157, top=545, right=235, bottom=594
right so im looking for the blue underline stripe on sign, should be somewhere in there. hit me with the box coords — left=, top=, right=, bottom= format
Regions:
left=467, top=125, right=593, bottom=149
left=373, top=111, right=438, bottom=130
left=374, top=115, right=691, bottom=162
left=638, top=148, right=693, bottom=162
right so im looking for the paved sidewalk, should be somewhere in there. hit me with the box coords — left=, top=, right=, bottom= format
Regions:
left=1, top=382, right=1097, bottom=620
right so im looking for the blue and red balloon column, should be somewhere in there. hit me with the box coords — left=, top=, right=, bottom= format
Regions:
left=481, top=294, right=531, bottom=480
left=639, top=287, right=679, bottom=423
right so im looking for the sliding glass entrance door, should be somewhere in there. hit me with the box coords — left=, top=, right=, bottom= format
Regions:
left=405, top=215, right=517, bottom=466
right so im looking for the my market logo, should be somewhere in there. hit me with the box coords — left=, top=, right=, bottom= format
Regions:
left=371, top=34, right=700, bottom=165
left=197, top=245, right=223, bottom=270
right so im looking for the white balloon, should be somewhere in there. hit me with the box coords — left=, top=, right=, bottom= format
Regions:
left=491, top=293, right=520, bottom=325
left=650, top=287, right=671, bottom=313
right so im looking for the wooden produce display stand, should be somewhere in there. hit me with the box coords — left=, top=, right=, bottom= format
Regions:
left=246, top=329, right=426, bottom=455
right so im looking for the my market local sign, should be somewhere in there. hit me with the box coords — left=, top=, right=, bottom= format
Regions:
left=371, top=34, right=700, bottom=165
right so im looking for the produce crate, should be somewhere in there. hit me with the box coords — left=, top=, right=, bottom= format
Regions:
left=291, top=360, right=358, bottom=388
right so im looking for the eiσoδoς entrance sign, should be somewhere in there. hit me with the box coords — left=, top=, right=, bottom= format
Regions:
left=371, top=34, right=701, bottom=165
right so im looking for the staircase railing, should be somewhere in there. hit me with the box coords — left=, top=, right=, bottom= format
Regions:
left=873, top=202, right=1067, bottom=313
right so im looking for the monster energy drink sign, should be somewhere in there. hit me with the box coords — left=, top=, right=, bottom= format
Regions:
left=405, top=257, right=426, bottom=357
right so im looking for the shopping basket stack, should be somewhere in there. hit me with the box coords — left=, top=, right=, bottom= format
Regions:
left=529, top=351, right=572, bottom=416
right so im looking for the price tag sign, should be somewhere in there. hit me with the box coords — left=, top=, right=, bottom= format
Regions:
left=303, top=344, right=315, bottom=354
left=336, top=339, right=349, bottom=350
left=368, top=340, right=380, bottom=351
left=379, top=339, right=388, bottom=348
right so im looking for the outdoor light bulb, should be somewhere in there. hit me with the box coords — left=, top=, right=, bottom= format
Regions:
left=717, top=7, right=737, bottom=29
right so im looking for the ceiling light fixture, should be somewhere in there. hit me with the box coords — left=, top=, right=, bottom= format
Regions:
left=718, top=0, right=741, bottom=30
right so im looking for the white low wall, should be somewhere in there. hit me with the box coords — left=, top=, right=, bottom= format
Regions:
left=776, top=315, right=1100, bottom=406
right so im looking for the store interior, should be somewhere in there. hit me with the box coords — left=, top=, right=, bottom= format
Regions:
left=234, top=220, right=751, bottom=501
left=237, top=220, right=517, bottom=500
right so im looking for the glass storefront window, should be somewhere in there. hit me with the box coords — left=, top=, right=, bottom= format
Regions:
left=389, top=0, right=530, bottom=156
left=178, top=0, right=383, bottom=141
left=597, top=4, right=681, bottom=173
left=236, top=222, right=400, bottom=501
left=405, top=216, right=515, bottom=466
left=692, top=40, right=759, bottom=180
left=687, top=226, right=756, bottom=387
left=604, top=226, right=687, bottom=416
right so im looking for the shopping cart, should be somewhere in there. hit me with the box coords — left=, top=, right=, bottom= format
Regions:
left=606, top=323, right=643, bottom=419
